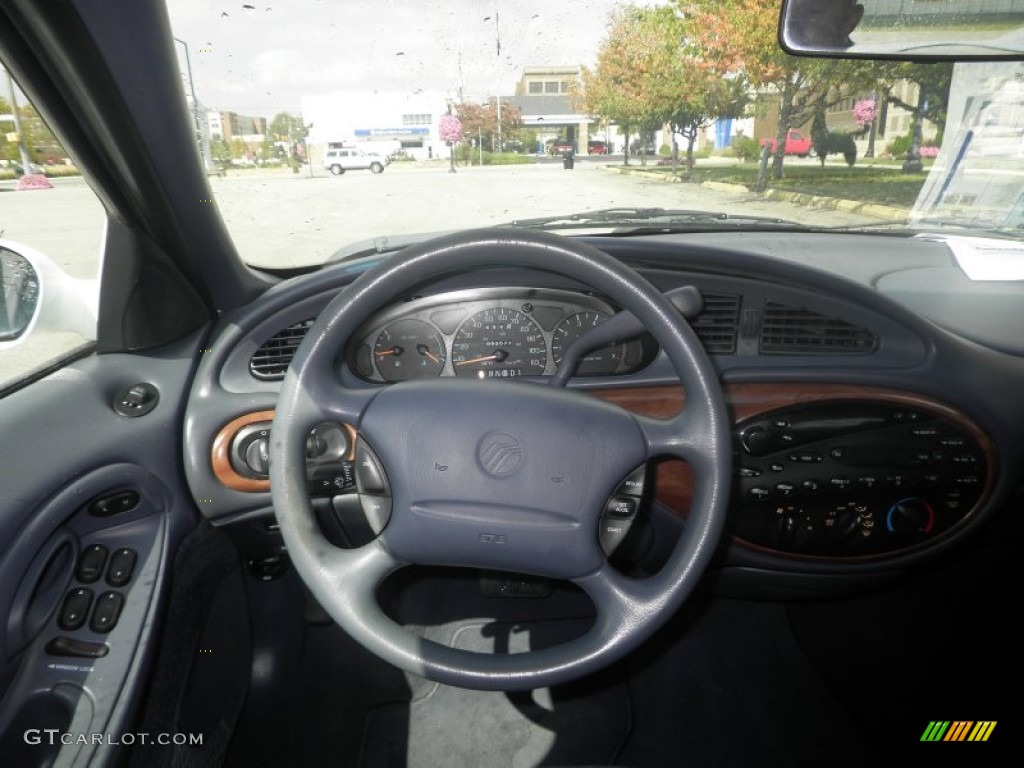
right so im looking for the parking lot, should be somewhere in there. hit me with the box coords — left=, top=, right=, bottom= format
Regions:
left=2, top=159, right=882, bottom=275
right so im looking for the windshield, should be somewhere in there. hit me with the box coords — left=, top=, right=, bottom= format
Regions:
left=162, top=1, right=1024, bottom=269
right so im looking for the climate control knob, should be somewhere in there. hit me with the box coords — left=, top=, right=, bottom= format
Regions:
left=886, top=497, right=935, bottom=533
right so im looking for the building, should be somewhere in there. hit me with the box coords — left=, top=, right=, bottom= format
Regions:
left=301, top=91, right=452, bottom=162
left=507, top=65, right=622, bottom=154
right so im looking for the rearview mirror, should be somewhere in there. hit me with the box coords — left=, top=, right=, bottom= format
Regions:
left=780, top=0, right=1024, bottom=59
left=0, top=247, right=40, bottom=342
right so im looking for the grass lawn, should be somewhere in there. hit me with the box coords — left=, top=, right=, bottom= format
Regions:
left=642, top=162, right=930, bottom=208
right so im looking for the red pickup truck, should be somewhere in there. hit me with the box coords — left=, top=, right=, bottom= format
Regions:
left=759, top=130, right=812, bottom=157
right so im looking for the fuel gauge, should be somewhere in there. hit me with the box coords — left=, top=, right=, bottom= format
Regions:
left=373, top=319, right=446, bottom=381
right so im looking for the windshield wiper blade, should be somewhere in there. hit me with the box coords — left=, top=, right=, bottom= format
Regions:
left=826, top=216, right=1023, bottom=237
left=508, top=207, right=801, bottom=230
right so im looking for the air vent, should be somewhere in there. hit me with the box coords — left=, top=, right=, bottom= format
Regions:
left=250, top=318, right=315, bottom=380
left=692, top=293, right=740, bottom=354
left=759, top=303, right=877, bottom=355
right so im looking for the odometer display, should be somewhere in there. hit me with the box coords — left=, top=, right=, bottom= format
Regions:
left=451, top=308, right=547, bottom=378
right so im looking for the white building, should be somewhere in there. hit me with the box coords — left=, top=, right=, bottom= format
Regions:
left=301, top=91, right=454, bottom=162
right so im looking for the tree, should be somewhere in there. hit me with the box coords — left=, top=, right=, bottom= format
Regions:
left=1, top=98, right=65, bottom=165
left=455, top=100, right=522, bottom=152
left=575, top=6, right=672, bottom=166
left=269, top=112, right=305, bottom=143
left=438, top=112, right=463, bottom=173
left=875, top=62, right=953, bottom=168
left=686, top=0, right=878, bottom=181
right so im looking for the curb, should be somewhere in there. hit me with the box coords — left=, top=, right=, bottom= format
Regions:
left=604, top=165, right=910, bottom=222
left=762, top=188, right=908, bottom=222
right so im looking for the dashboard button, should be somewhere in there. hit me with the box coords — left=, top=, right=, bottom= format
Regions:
left=604, top=496, right=637, bottom=519
left=774, top=482, right=797, bottom=497
left=618, top=466, right=646, bottom=496
left=355, top=440, right=388, bottom=494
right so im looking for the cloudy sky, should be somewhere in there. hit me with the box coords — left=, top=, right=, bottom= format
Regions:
left=166, top=0, right=633, bottom=117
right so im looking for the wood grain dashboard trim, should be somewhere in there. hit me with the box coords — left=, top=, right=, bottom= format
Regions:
left=213, top=385, right=994, bottom=542
left=211, top=410, right=276, bottom=492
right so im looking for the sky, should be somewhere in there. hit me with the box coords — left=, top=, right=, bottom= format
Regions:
left=166, top=0, right=634, bottom=117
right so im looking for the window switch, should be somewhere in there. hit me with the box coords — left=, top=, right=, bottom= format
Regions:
left=58, top=588, right=93, bottom=631
left=90, top=591, right=125, bottom=633
left=106, top=548, right=137, bottom=587
left=76, top=544, right=108, bottom=583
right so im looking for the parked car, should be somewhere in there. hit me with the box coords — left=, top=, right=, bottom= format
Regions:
left=322, top=147, right=388, bottom=175
left=629, top=138, right=656, bottom=155
left=549, top=138, right=575, bottom=155
left=587, top=140, right=609, bottom=155
left=759, top=129, right=813, bottom=157
left=0, top=1, right=1019, bottom=767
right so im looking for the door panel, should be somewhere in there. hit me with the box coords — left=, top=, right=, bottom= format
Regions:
left=0, top=331, right=205, bottom=767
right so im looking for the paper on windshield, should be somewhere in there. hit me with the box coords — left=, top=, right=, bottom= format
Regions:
left=913, top=63, right=1024, bottom=233
left=917, top=234, right=1024, bottom=281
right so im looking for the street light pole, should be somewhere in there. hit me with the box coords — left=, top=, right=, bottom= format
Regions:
left=173, top=36, right=207, bottom=170
left=495, top=11, right=501, bottom=153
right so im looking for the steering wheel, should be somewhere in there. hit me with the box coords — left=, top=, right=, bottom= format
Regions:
left=270, top=228, right=730, bottom=691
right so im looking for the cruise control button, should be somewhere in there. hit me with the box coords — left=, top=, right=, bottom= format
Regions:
left=619, top=466, right=646, bottom=496
left=359, top=495, right=392, bottom=535
left=604, top=496, right=637, bottom=519
left=76, top=544, right=108, bottom=584
left=599, top=518, right=631, bottom=555
left=106, top=548, right=137, bottom=588
left=58, top=588, right=93, bottom=631
left=355, top=440, right=388, bottom=494
left=90, top=591, right=125, bottom=633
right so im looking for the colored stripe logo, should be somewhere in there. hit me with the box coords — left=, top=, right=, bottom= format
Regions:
left=921, top=721, right=996, bottom=742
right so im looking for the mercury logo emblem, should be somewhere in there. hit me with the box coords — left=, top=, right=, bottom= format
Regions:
left=477, top=431, right=523, bottom=477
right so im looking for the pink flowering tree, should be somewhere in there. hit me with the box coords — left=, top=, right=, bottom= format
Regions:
left=438, top=112, right=463, bottom=173
left=853, top=99, right=876, bottom=131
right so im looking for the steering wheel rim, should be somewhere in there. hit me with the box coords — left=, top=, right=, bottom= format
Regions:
left=270, top=228, right=730, bottom=691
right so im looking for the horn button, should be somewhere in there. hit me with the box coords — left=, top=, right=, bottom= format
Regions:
left=358, top=379, right=647, bottom=578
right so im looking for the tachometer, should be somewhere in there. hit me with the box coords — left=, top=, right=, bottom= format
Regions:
left=451, top=308, right=547, bottom=378
left=551, top=311, right=623, bottom=375
left=373, top=319, right=446, bottom=382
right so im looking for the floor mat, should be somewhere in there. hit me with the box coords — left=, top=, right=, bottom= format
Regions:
left=358, top=619, right=631, bottom=768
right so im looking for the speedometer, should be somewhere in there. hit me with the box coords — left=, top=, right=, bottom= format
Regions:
left=451, top=308, right=547, bottom=378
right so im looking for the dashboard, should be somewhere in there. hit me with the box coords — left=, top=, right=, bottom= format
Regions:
left=183, top=231, right=1024, bottom=596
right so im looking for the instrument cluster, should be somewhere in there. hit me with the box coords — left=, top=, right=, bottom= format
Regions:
left=347, top=288, right=654, bottom=383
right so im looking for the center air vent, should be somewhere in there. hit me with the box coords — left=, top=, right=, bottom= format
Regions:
left=692, top=293, right=740, bottom=354
left=759, top=303, right=877, bottom=355
left=250, top=319, right=315, bottom=380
